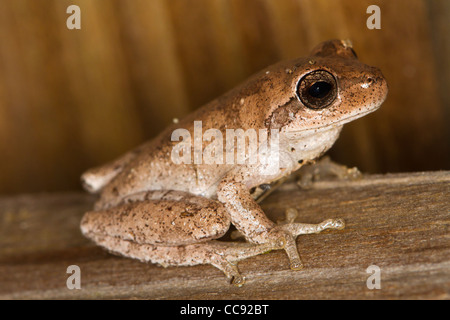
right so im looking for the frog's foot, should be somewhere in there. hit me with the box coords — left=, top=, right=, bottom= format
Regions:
left=210, top=254, right=245, bottom=286
left=212, top=215, right=345, bottom=283
left=297, top=156, right=362, bottom=189
left=84, top=228, right=281, bottom=287
left=209, top=241, right=282, bottom=286
left=269, top=210, right=345, bottom=270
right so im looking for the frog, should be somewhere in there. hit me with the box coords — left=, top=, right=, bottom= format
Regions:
left=80, top=39, right=388, bottom=286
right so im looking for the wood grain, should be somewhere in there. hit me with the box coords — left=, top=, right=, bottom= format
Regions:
left=0, top=171, right=448, bottom=299
left=0, top=0, right=448, bottom=194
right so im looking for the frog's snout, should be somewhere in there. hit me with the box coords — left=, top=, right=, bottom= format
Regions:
left=374, top=70, right=388, bottom=104
left=362, top=67, right=388, bottom=105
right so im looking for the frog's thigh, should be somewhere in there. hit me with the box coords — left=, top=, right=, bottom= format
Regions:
left=81, top=195, right=231, bottom=247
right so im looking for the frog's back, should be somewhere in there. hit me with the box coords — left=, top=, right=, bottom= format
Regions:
left=81, top=55, right=306, bottom=206
left=90, top=143, right=232, bottom=209
left=82, top=117, right=236, bottom=210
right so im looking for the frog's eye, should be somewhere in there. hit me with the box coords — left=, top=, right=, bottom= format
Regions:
left=296, top=70, right=337, bottom=109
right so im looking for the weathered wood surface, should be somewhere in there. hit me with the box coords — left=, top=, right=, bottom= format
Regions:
left=0, top=171, right=449, bottom=300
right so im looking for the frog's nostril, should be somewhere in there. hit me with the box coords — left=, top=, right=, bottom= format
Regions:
left=361, top=76, right=377, bottom=89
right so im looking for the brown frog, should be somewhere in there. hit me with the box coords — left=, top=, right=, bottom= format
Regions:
left=80, top=40, right=388, bottom=286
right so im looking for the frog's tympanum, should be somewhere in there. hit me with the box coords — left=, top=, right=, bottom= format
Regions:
left=80, top=40, right=388, bottom=286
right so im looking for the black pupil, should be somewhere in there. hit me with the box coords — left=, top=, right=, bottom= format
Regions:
left=308, top=81, right=332, bottom=99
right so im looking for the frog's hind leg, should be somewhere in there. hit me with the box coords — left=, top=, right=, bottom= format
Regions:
left=80, top=190, right=285, bottom=286
left=84, top=232, right=280, bottom=286
left=81, top=190, right=232, bottom=247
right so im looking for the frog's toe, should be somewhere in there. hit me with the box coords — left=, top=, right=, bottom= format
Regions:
left=267, top=230, right=303, bottom=271
left=346, top=167, right=362, bottom=180
left=268, top=217, right=345, bottom=271
left=331, top=218, right=346, bottom=230
left=231, top=275, right=245, bottom=287
left=289, top=257, right=304, bottom=271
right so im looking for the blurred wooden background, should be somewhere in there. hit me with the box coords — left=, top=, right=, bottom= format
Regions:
left=0, top=0, right=448, bottom=194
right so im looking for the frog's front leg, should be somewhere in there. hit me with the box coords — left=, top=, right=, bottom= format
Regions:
left=296, top=156, right=362, bottom=189
left=217, top=178, right=345, bottom=270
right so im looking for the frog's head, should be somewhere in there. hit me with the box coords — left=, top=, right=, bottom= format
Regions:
left=263, top=39, right=388, bottom=134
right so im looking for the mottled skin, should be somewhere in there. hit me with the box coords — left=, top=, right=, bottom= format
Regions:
left=80, top=40, right=388, bottom=285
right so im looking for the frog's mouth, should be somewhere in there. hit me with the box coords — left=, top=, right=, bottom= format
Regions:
left=284, top=103, right=380, bottom=136
left=322, top=104, right=381, bottom=129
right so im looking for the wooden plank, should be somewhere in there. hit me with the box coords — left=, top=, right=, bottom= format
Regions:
left=0, top=171, right=449, bottom=299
